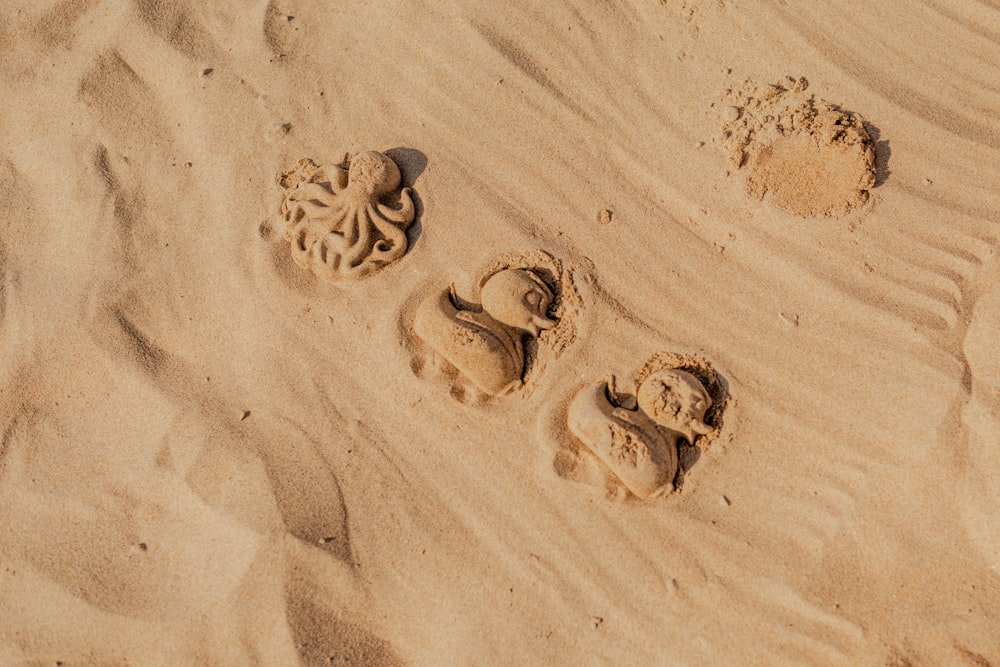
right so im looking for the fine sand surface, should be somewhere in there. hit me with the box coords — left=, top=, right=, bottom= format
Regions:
left=2, top=1, right=999, bottom=665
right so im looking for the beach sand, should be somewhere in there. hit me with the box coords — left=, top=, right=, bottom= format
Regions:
left=1, top=1, right=999, bottom=664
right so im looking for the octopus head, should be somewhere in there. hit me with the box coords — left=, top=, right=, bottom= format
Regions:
left=347, top=151, right=402, bottom=198
left=636, top=369, right=713, bottom=444
left=481, top=269, right=557, bottom=337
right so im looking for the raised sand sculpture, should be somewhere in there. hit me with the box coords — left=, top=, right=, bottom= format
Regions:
left=413, top=268, right=557, bottom=396
left=567, top=368, right=713, bottom=499
left=275, top=151, right=416, bottom=280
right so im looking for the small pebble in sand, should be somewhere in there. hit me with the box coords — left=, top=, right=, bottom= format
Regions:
left=778, top=311, right=800, bottom=327
left=598, top=209, right=614, bottom=225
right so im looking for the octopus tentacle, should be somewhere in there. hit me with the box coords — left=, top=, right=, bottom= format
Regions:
left=300, top=204, right=353, bottom=275
left=341, top=204, right=360, bottom=246
left=343, top=206, right=375, bottom=270
left=289, top=221, right=310, bottom=252
left=313, top=232, right=346, bottom=274
left=288, top=220, right=320, bottom=271
left=287, top=198, right=349, bottom=231
left=367, top=202, right=408, bottom=264
left=310, top=164, right=349, bottom=193
left=319, top=199, right=353, bottom=233
left=287, top=182, right=340, bottom=207
left=375, top=187, right=415, bottom=224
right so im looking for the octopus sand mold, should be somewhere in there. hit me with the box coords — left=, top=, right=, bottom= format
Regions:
left=275, top=151, right=416, bottom=280
left=567, top=369, right=713, bottom=499
left=413, top=268, right=557, bottom=396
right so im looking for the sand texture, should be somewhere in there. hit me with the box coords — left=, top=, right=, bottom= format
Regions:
left=1, top=0, right=999, bottom=665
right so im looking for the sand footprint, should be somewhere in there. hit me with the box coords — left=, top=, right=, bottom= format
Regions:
left=271, top=151, right=417, bottom=281
left=263, top=0, right=303, bottom=59
left=406, top=251, right=579, bottom=402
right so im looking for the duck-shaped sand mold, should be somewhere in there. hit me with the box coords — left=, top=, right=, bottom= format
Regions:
left=276, top=151, right=416, bottom=281
left=413, top=268, right=557, bottom=396
left=567, top=368, right=713, bottom=499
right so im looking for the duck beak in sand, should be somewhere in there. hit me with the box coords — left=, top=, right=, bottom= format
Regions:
left=531, top=314, right=557, bottom=335
left=690, top=417, right=713, bottom=436
left=680, top=416, right=713, bottom=443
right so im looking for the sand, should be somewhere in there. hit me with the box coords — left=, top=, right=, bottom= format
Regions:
left=1, top=0, right=999, bottom=665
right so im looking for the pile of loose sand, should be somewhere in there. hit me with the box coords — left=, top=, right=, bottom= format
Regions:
left=720, top=77, right=877, bottom=217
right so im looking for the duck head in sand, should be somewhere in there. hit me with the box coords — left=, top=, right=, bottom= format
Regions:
left=636, top=368, right=713, bottom=445
left=480, top=268, right=557, bottom=338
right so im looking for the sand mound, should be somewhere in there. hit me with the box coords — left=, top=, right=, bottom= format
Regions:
left=720, top=77, right=877, bottom=217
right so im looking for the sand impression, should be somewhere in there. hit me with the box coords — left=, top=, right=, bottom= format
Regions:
left=406, top=250, right=581, bottom=402
left=548, top=353, right=728, bottom=500
left=567, top=368, right=713, bottom=499
left=275, top=151, right=416, bottom=280
left=720, top=77, right=877, bottom=217
left=414, top=268, right=557, bottom=396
